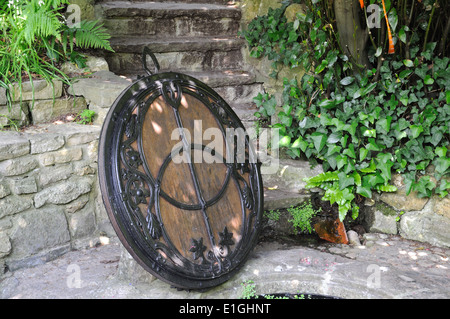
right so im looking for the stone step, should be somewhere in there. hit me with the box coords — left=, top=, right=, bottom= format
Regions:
left=115, top=69, right=262, bottom=105
left=101, top=8, right=240, bottom=37
left=97, top=0, right=233, bottom=5
left=263, top=189, right=311, bottom=212
left=109, top=35, right=244, bottom=54
left=97, top=1, right=241, bottom=20
left=105, top=36, right=244, bottom=74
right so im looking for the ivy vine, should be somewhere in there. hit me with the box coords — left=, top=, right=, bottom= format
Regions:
left=241, top=0, right=450, bottom=221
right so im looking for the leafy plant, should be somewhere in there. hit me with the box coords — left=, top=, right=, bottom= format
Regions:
left=0, top=0, right=113, bottom=112
left=263, top=209, right=281, bottom=222
left=76, top=109, right=95, bottom=125
left=242, top=0, right=450, bottom=222
left=240, top=280, right=257, bottom=299
left=287, top=201, right=320, bottom=234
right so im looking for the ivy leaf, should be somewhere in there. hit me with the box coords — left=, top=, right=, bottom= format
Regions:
left=310, top=132, right=327, bottom=152
left=318, top=99, right=337, bottom=109
left=366, top=138, right=383, bottom=151
left=435, top=146, right=447, bottom=158
left=338, top=172, right=354, bottom=190
left=376, top=158, right=394, bottom=182
left=357, top=185, right=372, bottom=198
left=352, top=171, right=362, bottom=186
left=360, top=82, right=377, bottom=97
left=278, top=135, right=291, bottom=147
left=340, top=76, right=355, bottom=86
left=399, top=69, right=413, bottom=79
left=398, top=27, right=407, bottom=44
left=375, top=47, right=383, bottom=57
left=327, top=132, right=342, bottom=144
left=359, top=148, right=369, bottom=161
left=433, top=157, right=450, bottom=175
left=403, top=59, right=414, bottom=67
left=343, top=144, right=356, bottom=159
left=376, top=116, right=392, bottom=134
left=409, top=124, right=424, bottom=138
left=424, top=75, right=434, bottom=85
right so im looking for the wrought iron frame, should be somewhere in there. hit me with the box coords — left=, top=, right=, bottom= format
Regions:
left=98, top=48, right=263, bottom=290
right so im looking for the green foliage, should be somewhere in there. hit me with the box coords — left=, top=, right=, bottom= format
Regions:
left=242, top=0, right=450, bottom=222
left=263, top=208, right=281, bottom=221
left=76, top=109, right=95, bottom=125
left=287, top=201, right=320, bottom=234
left=240, top=280, right=257, bottom=299
left=0, top=0, right=113, bottom=111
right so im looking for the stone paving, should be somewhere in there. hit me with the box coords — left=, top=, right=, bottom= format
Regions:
left=1, top=232, right=449, bottom=299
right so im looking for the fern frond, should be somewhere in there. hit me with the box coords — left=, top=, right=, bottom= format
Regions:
left=71, top=20, right=114, bottom=52
left=23, top=5, right=61, bottom=45
left=304, top=171, right=339, bottom=188
left=375, top=184, right=397, bottom=192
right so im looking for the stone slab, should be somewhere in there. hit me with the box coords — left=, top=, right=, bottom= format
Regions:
left=10, top=79, right=62, bottom=102
left=69, top=71, right=131, bottom=108
left=0, top=132, right=30, bottom=161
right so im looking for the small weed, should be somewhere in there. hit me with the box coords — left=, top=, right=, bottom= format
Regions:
left=240, top=280, right=257, bottom=299
left=77, top=109, right=95, bottom=125
left=263, top=209, right=281, bottom=221
left=287, top=201, right=321, bottom=234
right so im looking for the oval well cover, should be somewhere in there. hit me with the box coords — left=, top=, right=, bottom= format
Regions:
left=98, top=69, right=263, bottom=290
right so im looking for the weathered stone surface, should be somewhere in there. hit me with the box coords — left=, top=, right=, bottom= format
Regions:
left=60, top=55, right=108, bottom=75
left=0, top=87, right=6, bottom=105
left=0, top=217, right=12, bottom=231
left=347, top=230, right=361, bottom=246
left=37, top=163, right=73, bottom=187
left=10, top=79, right=62, bottom=102
left=262, top=156, right=323, bottom=192
left=263, top=189, right=310, bottom=211
left=67, top=205, right=96, bottom=239
left=8, top=207, right=70, bottom=259
left=87, top=140, right=99, bottom=162
left=0, top=102, right=30, bottom=127
left=29, top=133, right=65, bottom=154
left=70, top=71, right=131, bottom=108
left=240, top=0, right=283, bottom=24
left=38, top=147, right=83, bottom=166
left=0, top=132, right=30, bottom=161
left=65, top=194, right=90, bottom=214
left=0, top=179, right=11, bottom=199
left=399, top=201, right=450, bottom=248
left=34, top=176, right=93, bottom=208
left=380, top=188, right=429, bottom=212
left=363, top=203, right=398, bottom=235
left=432, top=196, right=450, bottom=219
left=0, top=157, right=38, bottom=177
left=31, top=97, right=87, bottom=124
left=284, top=3, right=306, bottom=22
left=45, top=123, right=101, bottom=146
left=73, top=160, right=97, bottom=176
left=0, top=195, right=33, bottom=219
left=0, top=232, right=11, bottom=258
left=116, top=245, right=157, bottom=285
left=11, top=176, right=38, bottom=195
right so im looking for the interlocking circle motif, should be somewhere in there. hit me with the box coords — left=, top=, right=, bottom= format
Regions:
left=98, top=72, right=263, bottom=290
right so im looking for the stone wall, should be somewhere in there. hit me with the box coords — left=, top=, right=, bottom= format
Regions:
left=238, top=0, right=306, bottom=106
left=361, top=174, right=450, bottom=248
left=0, top=60, right=130, bottom=274
left=0, top=123, right=112, bottom=272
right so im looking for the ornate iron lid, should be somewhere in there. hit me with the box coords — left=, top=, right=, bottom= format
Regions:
left=98, top=48, right=263, bottom=290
